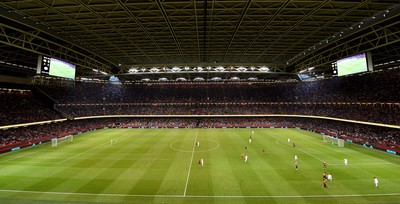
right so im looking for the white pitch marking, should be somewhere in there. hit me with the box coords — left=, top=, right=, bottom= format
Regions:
left=291, top=131, right=400, bottom=168
left=0, top=189, right=399, bottom=198
left=274, top=136, right=324, bottom=163
left=183, top=129, right=199, bottom=196
left=57, top=142, right=108, bottom=164
left=57, top=132, right=130, bottom=164
left=170, top=139, right=219, bottom=153
left=0, top=147, right=48, bottom=164
left=329, top=162, right=395, bottom=166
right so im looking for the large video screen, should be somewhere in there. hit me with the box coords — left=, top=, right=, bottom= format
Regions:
left=337, top=53, right=370, bottom=77
left=49, top=58, right=76, bottom=79
left=37, top=55, right=76, bottom=79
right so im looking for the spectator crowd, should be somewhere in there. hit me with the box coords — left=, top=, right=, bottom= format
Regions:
left=1, top=117, right=399, bottom=153
left=0, top=68, right=399, bottom=153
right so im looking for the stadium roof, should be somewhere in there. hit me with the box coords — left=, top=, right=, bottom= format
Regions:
left=1, top=1, right=399, bottom=82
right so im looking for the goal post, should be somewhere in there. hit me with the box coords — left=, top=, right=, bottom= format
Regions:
left=322, top=135, right=345, bottom=147
left=51, top=135, right=73, bottom=147
left=322, top=135, right=331, bottom=142
left=330, top=137, right=338, bottom=144
left=338, top=139, right=345, bottom=147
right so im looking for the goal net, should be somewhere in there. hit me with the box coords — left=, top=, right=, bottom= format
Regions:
left=338, top=139, right=345, bottom=147
left=322, top=135, right=344, bottom=147
left=322, top=135, right=331, bottom=142
left=51, top=135, right=73, bottom=147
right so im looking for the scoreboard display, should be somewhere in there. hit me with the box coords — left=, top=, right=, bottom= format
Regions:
left=333, top=52, right=373, bottom=77
left=37, top=55, right=76, bottom=79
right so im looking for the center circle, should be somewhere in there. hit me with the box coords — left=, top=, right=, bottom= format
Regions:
left=170, top=139, right=220, bottom=153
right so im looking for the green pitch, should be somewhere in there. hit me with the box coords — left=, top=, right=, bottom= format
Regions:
left=0, top=128, right=399, bottom=204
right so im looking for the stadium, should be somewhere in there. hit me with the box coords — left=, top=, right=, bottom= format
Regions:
left=0, top=1, right=399, bottom=203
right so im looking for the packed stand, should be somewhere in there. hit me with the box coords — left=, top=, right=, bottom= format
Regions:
left=37, top=69, right=400, bottom=125
left=39, top=68, right=400, bottom=103
left=55, top=103, right=400, bottom=125
left=0, top=90, right=63, bottom=125
left=0, top=117, right=399, bottom=153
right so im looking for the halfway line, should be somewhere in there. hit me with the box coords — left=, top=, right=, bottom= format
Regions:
left=183, top=129, right=199, bottom=196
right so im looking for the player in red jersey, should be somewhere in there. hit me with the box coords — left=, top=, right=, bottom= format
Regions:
left=323, top=178, right=328, bottom=188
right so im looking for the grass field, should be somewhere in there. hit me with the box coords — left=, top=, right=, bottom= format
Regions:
left=0, top=128, right=399, bottom=204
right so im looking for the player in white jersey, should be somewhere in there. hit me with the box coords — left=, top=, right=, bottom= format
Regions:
left=327, top=174, right=332, bottom=181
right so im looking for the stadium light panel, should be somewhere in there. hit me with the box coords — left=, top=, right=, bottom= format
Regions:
left=193, top=77, right=204, bottom=81
left=211, top=77, right=222, bottom=81
left=150, top=68, right=160, bottom=72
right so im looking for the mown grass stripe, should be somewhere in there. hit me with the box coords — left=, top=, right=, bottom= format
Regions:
left=0, top=189, right=399, bottom=198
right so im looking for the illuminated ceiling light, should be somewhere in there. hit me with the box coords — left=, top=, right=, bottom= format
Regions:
left=142, top=78, right=150, bottom=82
left=171, top=67, right=181, bottom=72
left=236, top=67, right=247, bottom=72
left=215, top=66, right=225, bottom=72
left=158, top=77, right=168, bottom=81
left=248, top=77, right=258, bottom=81
left=259, top=66, right=269, bottom=72
left=150, top=68, right=160, bottom=72
left=128, top=68, right=139, bottom=73
left=211, top=77, right=222, bottom=81
left=176, top=77, right=186, bottom=81
left=230, top=76, right=240, bottom=81
left=194, top=77, right=205, bottom=81
left=184, top=66, right=190, bottom=70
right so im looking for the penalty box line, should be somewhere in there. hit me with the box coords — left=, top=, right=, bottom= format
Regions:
left=272, top=133, right=325, bottom=163
left=0, top=189, right=399, bottom=199
left=58, top=132, right=130, bottom=164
